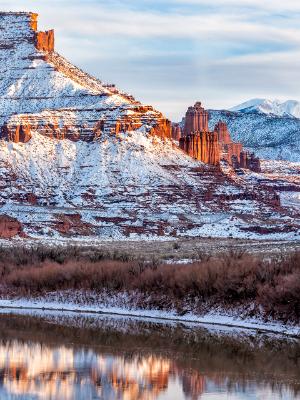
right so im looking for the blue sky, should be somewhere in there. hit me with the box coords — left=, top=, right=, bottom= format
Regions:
left=2, top=0, right=300, bottom=120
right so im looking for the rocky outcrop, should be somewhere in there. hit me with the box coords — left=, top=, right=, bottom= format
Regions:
left=184, top=102, right=209, bottom=135
left=1, top=106, right=171, bottom=143
left=214, top=121, right=232, bottom=144
left=240, top=151, right=261, bottom=172
left=0, top=215, right=22, bottom=238
left=35, top=30, right=54, bottom=52
left=214, top=120, right=261, bottom=172
left=179, top=104, right=261, bottom=171
left=171, top=124, right=181, bottom=141
left=179, top=131, right=220, bottom=165
left=179, top=102, right=220, bottom=165
left=1, top=122, right=32, bottom=143
left=214, top=120, right=243, bottom=164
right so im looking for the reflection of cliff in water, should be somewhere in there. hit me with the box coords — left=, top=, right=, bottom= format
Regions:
left=0, top=313, right=299, bottom=400
left=0, top=344, right=172, bottom=400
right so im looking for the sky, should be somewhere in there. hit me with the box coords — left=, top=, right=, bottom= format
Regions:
left=1, top=0, right=300, bottom=120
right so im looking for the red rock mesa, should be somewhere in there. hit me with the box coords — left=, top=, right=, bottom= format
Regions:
left=0, top=12, right=171, bottom=144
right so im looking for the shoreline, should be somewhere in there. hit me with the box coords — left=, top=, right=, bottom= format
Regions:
left=0, top=298, right=299, bottom=338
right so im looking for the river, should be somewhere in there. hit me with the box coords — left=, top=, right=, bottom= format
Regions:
left=0, top=310, right=299, bottom=399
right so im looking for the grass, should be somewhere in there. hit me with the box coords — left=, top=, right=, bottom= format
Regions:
left=0, top=245, right=299, bottom=324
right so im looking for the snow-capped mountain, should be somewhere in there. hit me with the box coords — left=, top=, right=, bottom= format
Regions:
left=230, top=99, right=300, bottom=119
left=209, top=109, right=300, bottom=162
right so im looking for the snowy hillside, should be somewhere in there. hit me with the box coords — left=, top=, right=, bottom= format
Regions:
left=209, top=110, right=300, bottom=162
left=0, top=131, right=299, bottom=240
left=230, top=99, right=300, bottom=119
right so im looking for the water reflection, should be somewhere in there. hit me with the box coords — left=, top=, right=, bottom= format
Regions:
left=0, top=312, right=299, bottom=399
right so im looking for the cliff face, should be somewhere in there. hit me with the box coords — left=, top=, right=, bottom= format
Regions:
left=179, top=131, right=220, bottom=165
left=178, top=103, right=260, bottom=171
left=184, top=102, right=209, bottom=134
left=0, top=12, right=171, bottom=144
left=214, top=120, right=261, bottom=172
left=179, top=102, right=220, bottom=165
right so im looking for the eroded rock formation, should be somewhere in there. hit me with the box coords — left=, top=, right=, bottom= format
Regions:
left=184, top=102, right=209, bottom=134
left=179, top=131, right=220, bottom=165
left=0, top=215, right=22, bottom=238
left=240, top=151, right=261, bottom=172
left=35, top=30, right=54, bottom=52
left=179, top=102, right=220, bottom=165
left=214, top=120, right=261, bottom=172
left=179, top=103, right=260, bottom=171
left=172, top=124, right=181, bottom=141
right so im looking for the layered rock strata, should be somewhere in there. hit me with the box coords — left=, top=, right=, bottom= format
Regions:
left=0, top=12, right=171, bottom=143
left=179, top=102, right=220, bottom=165
left=214, top=120, right=261, bottom=172
left=179, top=131, right=220, bottom=165
left=179, top=103, right=260, bottom=171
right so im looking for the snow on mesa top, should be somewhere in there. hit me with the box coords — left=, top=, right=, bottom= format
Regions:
left=0, top=12, right=171, bottom=141
left=0, top=12, right=299, bottom=241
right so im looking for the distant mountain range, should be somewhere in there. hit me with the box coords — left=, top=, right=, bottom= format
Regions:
left=208, top=98, right=300, bottom=162
left=230, top=99, right=300, bottom=119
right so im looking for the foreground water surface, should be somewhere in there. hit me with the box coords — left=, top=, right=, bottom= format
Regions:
left=0, top=311, right=299, bottom=399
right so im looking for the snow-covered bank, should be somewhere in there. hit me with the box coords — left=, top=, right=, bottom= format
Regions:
left=0, top=297, right=299, bottom=337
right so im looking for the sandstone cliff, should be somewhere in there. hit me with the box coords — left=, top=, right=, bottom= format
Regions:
left=179, top=103, right=261, bottom=171
left=179, top=102, right=220, bottom=165
left=0, top=12, right=171, bottom=144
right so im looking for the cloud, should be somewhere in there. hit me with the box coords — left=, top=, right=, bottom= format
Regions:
left=0, top=0, right=299, bottom=119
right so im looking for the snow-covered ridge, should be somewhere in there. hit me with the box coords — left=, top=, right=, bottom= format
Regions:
left=209, top=109, right=300, bottom=162
left=230, top=98, right=300, bottom=119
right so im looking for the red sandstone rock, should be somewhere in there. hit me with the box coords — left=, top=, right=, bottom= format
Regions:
left=1, top=107, right=171, bottom=143
left=1, top=122, right=32, bottom=143
left=179, top=102, right=220, bottom=165
left=214, top=121, right=243, bottom=164
left=150, top=119, right=172, bottom=140
left=179, top=131, right=220, bottom=165
left=180, top=105, right=261, bottom=171
left=172, top=124, right=181, bottom=141
left=214, top=121, right=231, bottom=144
left=240, top=151, right=261, bottom=172
left=0, top=215, right=22, bottom=238
left=214, top=120, right=261, bottom=172
left=29, top=13, right=38, bottom=31
left=184, top=102, right=209, bottom=136
left=35, top=30, right=54, bottom=52
left=54, top=214, right=93, bottom=236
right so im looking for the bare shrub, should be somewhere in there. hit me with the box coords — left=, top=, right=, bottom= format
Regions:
left=1, top=246, right=300, bottom=323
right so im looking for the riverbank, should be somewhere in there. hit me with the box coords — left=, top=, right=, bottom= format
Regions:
left=0, top=245, right=299, bottom=335
left=0, top=296, right=299, bottom=337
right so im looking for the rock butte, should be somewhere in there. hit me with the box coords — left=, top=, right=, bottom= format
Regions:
left=178, top=102, right=261, bottom=172
left=0, top=12, right=172, bottom=144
